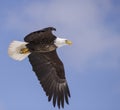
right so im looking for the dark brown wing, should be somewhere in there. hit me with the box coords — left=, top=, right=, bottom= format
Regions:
left=28, top=50, right=71, bottom=108
left=24, top=27, right=56, bottom=43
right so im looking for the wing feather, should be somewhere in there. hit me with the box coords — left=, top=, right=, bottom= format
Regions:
left=24, top=27, right=56, bottom=43
left=28, top=50, right=70, bottom=108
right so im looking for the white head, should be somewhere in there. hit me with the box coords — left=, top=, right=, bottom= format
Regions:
left=54, top=37, right=72, bottom=48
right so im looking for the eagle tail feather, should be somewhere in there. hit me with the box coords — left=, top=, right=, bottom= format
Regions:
left=8, top=40, right=30, bottom=61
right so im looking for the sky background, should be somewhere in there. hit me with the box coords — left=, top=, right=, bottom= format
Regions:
left=0, top=0, right=120, bottom=110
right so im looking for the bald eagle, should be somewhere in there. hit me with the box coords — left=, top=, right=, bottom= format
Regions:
left=8, top=27, right=72, bottom=108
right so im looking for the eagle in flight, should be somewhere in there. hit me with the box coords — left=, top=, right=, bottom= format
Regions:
left=8, top=27, right=72, bottom=108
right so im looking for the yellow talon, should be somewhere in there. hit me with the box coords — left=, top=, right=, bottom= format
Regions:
left=20, top=48, right=29, bottom=54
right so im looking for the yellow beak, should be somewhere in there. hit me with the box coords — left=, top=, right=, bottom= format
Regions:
left=65, top=40, right=72, bottom=45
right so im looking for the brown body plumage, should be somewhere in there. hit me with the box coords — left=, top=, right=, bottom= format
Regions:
left=8, top=27, right=72, bottom=108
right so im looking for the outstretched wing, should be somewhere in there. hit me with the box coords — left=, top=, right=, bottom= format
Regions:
left=24, top=27, right=56, bottom=43
left=28, top=50, right=71, bottom=108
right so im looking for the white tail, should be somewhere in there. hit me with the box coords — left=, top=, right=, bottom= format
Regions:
left=8, top=41, right=30, bottom=61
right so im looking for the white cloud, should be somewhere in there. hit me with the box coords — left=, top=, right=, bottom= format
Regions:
left=3, top=0, right=120, bottom=71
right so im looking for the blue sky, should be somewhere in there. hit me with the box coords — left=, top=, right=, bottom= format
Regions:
left=0, top=0, right=120, bottom=110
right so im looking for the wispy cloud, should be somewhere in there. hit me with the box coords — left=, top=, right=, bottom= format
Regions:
left=3, top=0, right=120, bottom=71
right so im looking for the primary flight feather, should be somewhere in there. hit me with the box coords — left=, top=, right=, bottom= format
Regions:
left=8, top=27, right=72, bottom=108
